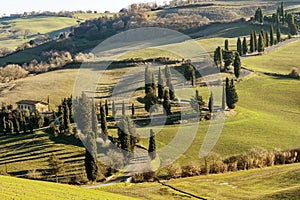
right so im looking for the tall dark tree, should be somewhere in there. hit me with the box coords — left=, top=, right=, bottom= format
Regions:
left=270, top=24, right=274, bottom=46
left=250, top=33, right=254, bottom=53
left=277, top=27, right=281, bottom=43
left=92, top=102, right=98, bottom=136
left=48, top=153, right=64, bottom=183
left=225, top=78, right=239, bottom=109
left=105, top=100, right=109, bottom=116
left=258, top=33, right=265, bottom=52
left=237, top=37, right=243, bottom=56
left=100, top=105, right=108, bottom=139
left=253, top=31, right=258, bottom=51
left=254, top=7, right=264, bottom=23
left=265, top=31, right=269, bottom=47
left=165, top=65, right=171, bottom=89
left=151, top=73, right=157, bottom=96
left=112, top=101, right=116, bottom=118
left=222, top=85, right=226, bottom=111
left=158, top=67, right=165, bottom=100
left=184, top=64, right=195, bottom=86
left=224, top=39, right=229, bottom=51
left=122, top=100, right=126, bottom=116
left=208, top=92, right=214, bottom=113
left=144, top=88, right=158, bottom=113
left=223, top=50, right=234, bottom=71
left=280, top=2, right=284, bottom=19
left=148, top=129, right=156, bottom=160
left=74, top=93, right=100, bottom=182
left=163, top=89, right=171, bottom=116
left=242, top=37, right=248, bottom=55
left=190, top=90, right=205, bottom=113
left=131, top=103, right=135, bottom=116
left=117, top=117, right=130, bottom=153
left=145, top=66, right=151, bottom=94
left=214, top=46, right=223, bottom=70
left=169, top=81, right=175, bottom=100
left=84, top=132, right=99, bottom=182
left=233, top=53, right=241, bottom=79
left=62, top=100, right=71, bottom=133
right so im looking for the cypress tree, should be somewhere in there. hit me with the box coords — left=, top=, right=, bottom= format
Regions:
left=144, top=88, right=158, bottom=113
left=258, top=33, right=265, bottom=52
left=163, top=89, right=171, bottom=116
left=74, top=93, right=100, bottom=182
left=165, top=65, right=171, bottom=89
left=84, top=132, right=99, bottom=182
left=112, top=101, right=116, bottom=118
left=280, top=2, right=284, bottom=19
left=48, top=153, right=64, bottom=183
left=223, top=50, right=234, bottom=70
left=122, top=100, right=125, bottom=116
left=224, top=39, right=229, bottom=51
left=277, top=27, right=281, bottom=43
left=214, top=46, right=223, bottom=70
left=131, top=103, right=135, bottom=116
left=62, top=100, right=71, bottom=133
left=253, top=31, right=258, bottom=51
left=151, top=73, right=156, bottom=96
left=270, top=24, right=274, bottom=46
left=190, top=90, right=205, bottom=112
left=117, top=117, right=130, bottom=153
left=158, top=67, right=165, bottom=100
left=237, top=37, right=243, bottom=56
left=250, top=33, right=254, bottom=53
left=222, top=85, right=226, bottom=111
left=145, top=66, right=151, bottom=94
left=265, top=32, right=269, bottom=47
left=105, top=100, right=109, bottom=116
left=184, top=64, right=195, bottom=86
left=148, top=129, right=156, bottom=160
left=100, top=105, right=108, bottom=139
left=233, top=53, right=241, bottom=79
left=208, top=92, right=214, bottom=113
left=169, top=81, right=175, bottom=100
left=242, top=37, right=248, bottom=55
left=226, top=79, right=239, bottom=109
left=92, top=102, right=98, bottom=136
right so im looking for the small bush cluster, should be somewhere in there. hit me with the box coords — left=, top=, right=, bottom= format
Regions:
left=152, top=147, right=300, bottom=182
left=288, top=68, right=299, bottom=78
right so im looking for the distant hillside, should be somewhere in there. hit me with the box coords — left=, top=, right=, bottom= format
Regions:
left=0, top=16, right=80, bottom=51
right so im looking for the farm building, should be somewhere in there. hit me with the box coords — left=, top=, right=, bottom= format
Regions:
left=16, top=100, right=49, bottom=113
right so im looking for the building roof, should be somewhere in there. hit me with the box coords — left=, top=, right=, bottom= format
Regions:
left=16, top=100, right=48, bottom=106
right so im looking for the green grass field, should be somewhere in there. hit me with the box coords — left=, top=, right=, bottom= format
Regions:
left=0, top=16, right=79, bottom=50
left=243, top=39, right=300, bottom=75
left=0, top=175, right=136, bottom=200
left=0, top=132, right=85, bottom=183
left=100, top=163, right=300, bottom=199
left=73, top=13, right=115, bottom=20
left=0, top=68, right=78, bottom=106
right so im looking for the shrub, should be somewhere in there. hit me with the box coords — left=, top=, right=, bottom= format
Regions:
left=164, top=163, right=182, bottom=179
left=25, top=169, right=42, bottom=180
left=205, top=152, right=227, bottom=174
left=288, top=68, right=299, bottom=78
left=274, top=149, right=297, bottom=165
left=249, top=147, right=269, bottom=168
left=182, top=162, right=201, bottom=177
left=132, top=171, right=155, bottom=183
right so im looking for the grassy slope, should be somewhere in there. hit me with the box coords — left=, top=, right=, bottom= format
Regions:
left=0, top=68, right=78, bottom=106
left=100, top=163, right=300, bottom=200
left=0, top=132, right=85, bottom=182
left=73, top=13, right=115, bottom=20
left=243, top=39, right=300, bottom=74
left=0, top=16, right=79, bottom=50
left=0, top=175, right=136, bottom=200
